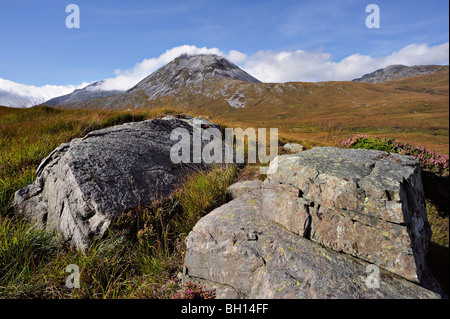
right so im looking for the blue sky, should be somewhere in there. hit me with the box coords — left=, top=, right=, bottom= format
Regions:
left=0, top=0, right=448, bottom=105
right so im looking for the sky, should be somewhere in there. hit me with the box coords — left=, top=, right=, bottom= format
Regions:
left=0, top=0, right=449, bottom=106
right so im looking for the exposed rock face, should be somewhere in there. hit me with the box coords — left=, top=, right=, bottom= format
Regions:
left=265, top=148, right=431, bottom=283
left=352, top=64, right=449, bottom=83
left=183, top=191, right=440, bottom=299
left=128, top=54, right=261, bottom=99
left=13, top=117, right=226, bottom=250
left=183, top=147, right=443, bottom=298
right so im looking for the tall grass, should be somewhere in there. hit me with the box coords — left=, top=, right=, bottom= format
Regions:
left=173, top=165, right=237, bottom=235
left=0, top=106, right=238, bottom=298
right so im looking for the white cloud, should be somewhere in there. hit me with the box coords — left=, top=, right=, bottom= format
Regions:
left=242, top=42, right=449, bottom=82
left=1, top=42, right=448, bottom=107
left=0, top=78, right=89, bottom=107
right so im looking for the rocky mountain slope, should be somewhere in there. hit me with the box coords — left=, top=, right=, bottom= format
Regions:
left=128, top=54, right=260, bottom=99
left=44, top=54, right=260, bottom=107
left=44, top=81, right=123, bottom=106
left=352, top=64, right=449, bottom=83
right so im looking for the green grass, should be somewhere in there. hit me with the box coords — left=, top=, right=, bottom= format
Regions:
left=0, top=106, right=239, bottom=298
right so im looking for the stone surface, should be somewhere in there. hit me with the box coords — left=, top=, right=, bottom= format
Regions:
left=13, top=117, right=230, bottom=250
left=268, top=147, right=431, bottom=282
left=265, top=147, right=432, bottom=283
left=227, top=180, right=263, bottom=199
left=183, top=192, right=440, bottom=299
left=282, top=143, right=306, bottom=153
left=261, top=179, right=310, bottom=237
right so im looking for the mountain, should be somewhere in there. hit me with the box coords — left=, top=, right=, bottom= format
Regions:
left=43, top=54, right=260, bottom=107
left=352, top=64, right=449, bottom=83
left=44, top=81, right=123, bottom=106
left=127, top=54, right=261, bottom=98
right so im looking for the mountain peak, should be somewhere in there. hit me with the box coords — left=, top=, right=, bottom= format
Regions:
left=352, top=64, right=449, bottom=83
left=128, top=54, right=260, bottom=99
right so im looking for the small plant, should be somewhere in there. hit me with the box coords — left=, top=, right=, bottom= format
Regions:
left=171, top=281, right=215, bottom=299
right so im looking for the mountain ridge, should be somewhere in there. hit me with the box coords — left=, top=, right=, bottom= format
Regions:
left=353, top=64, right=449, bottom=83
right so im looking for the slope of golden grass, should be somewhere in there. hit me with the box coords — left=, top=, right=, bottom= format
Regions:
left=160, top=73, right=449, bottom=153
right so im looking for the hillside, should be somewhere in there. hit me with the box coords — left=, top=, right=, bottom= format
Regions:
left=45, top=55, right=449, bottom=154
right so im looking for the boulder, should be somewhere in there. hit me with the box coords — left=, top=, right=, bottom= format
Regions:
left=265, top=147, right=432, bottom=283
left=183, top=191, right=440, bottom=299
left=13, top=117, right=229, bottom=250
left=226, top=180, right=263, bottom=199
left=282, top=143, right=306, bottom=153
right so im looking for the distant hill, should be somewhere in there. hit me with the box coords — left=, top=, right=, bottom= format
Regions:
left=352, top=64, right=449, bottom=83
left=44, top=81, right=123, bottom=106
left=43, top=55, right=448, bottom=153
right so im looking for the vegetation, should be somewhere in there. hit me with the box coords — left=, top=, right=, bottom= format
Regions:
left=0, top=103, right=448, bottom=298
left=0, top=106, right=237, bottom=298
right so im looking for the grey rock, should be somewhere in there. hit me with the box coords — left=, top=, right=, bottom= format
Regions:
left=226, top=180, right=263, bottom=199
left=266, top=147, right=432, bottom=283
left=183, top=192, right=440, bottom=299
left=13, top=117, right=230, bottom=250
left=282, top=143, right=306, bottom=153
left=261, top=179, right=310, bottom=237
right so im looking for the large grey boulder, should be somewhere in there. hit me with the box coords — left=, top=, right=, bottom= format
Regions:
left=13, top=117, right=229, bottom=250
left=265, top=147, right=432, bottom=284
left=183, top=147, right=444, bottom=298
left=183, top=191, right=440, bottom=299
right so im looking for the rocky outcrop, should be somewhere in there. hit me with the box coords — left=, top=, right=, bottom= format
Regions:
left=183, top=147, right=443, bottom=298
left=265, top=148, right=431, bottom=283
left=13, top=116, right=227, bottom=250
left=183, top=191, right=440, bottom=299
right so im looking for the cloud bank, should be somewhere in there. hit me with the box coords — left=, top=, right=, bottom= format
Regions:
left=0, top=78, right=89, bottom=107
left=243, top=42, right=449, bottom=83
left=1, top=42, right=448, bottom=107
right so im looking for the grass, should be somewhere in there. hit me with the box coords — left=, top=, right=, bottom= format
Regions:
left=0, top=106, right=238, bottom=298
left=0, top=104, right=448, bottom=298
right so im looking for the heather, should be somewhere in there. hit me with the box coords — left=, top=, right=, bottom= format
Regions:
left=338, top=134, right=449, bottom=176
